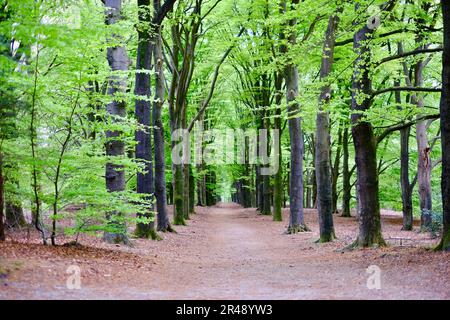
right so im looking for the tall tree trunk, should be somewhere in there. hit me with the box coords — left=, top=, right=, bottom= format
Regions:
left=134, top=0, right=157, bottom=239
left=413, top=3, right=433, bottom=232
left=341, top=127, right=352, bottom=217
left=103, top=0, right=129, bottom=244
left=414, top=75, right=433, bottom=232
left=394, top=42, right=414, bottom=230
left=285, top=0, right=307, bottom=233
left=0, top=152, right=5, bottom=241
left=315, top=14, right=338, bottom=242
left=273, top=74, right=283, bottom=221
left=437, top=0, right=450, bottom=251
left=350, top=22, right=385, bottom=247
left=400, top=125, right=413, bottom=230
left=153, top=23, right=173, bottom=232
left=261, top=121, right=272, bottom=215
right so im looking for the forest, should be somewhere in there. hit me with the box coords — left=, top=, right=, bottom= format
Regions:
left=0, top=0, right=449, bottom=300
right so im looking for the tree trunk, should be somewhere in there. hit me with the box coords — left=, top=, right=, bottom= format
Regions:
left=315, top=14, right=338, bottom=242
left=206, top=169, right=216, bottom=206
left=261, top=123, right=272, bottom=215
left=134, top=0, right=157, bottom=239
left=305, top=168, right=312, bottom=208
left=243, top=164, right=252, bottom=208
left=183, top=163, right=190, bottom=219
left=189, top=165, right=195, bottom=214
left=273, top=74, right=283, bottom=221
left=413, top=4, right=433, bottom=232
left=437, top=0, right=450, bottom=251
left=399, top=126, right=413, bottom=230
left=341, top=127, right=352, bottom=217
left=413, top=58, right=432, bottom=231
left=261, top=174, right=271, bottom=215
left=285, top=0, right=306, bottom=233
left=153, top=24, right=173, bottom=232
left=197, top=164, right=207, bottom=206
left=393, top=43, right=414, bottom=231
left=331, top=128, right=342, bottom=214
left=173, top=163, right=185, bottom=225
left=103, top=0, right=129, bottom=244
left=167, top=180, right=173, bottom=205
left=0, top=152, right=5, bottom=241
left=350, top=23, right=385, bottom=248
left=256, top=165, right=263, bottom=212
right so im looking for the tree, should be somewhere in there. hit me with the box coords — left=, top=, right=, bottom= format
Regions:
left=284, top=0, right=307, bottom=233
left=103, top=0, right=130, bottom=244
left=134, top=0, right=176, bottom=239
left=153, top=1, right=174, bottom=232
left=0, top=152, right=4, bottom=241
left=134, top=0, right=157, bottom=239
left=315, top=13, right=339, bottom=242
left=349, top=2, right=389, bottom=248
left=437, top=0, right=450, bottom=251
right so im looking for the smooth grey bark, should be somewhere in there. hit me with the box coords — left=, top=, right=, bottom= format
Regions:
left=414, top=66, right=433, bottom=231
left=437, top=0, right=450, bottom=251
left=284, top=0, right=307, bottom=233
left=315, top=14, right=338, bottom=242
left=153, top=26, right=172, bottom=232
left=104, top=0, right=129, bottom=244
left=413, top=2, right=434, bottom=232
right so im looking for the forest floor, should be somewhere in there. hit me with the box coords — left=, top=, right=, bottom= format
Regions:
left=0, top=203, right=449, bottom=299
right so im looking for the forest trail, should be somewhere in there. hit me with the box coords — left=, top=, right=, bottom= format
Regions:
left=1, top=203, right=449, bottom=299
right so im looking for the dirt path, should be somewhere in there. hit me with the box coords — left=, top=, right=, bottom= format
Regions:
left=1, top=203, right=449, bottom=299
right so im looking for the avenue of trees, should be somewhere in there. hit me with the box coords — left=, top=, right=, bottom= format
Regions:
left=0, top=0, right=449, bottom=251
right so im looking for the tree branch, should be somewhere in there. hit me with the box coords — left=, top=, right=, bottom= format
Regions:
left=371, top=86, right=441, bottom=98
left=375, top=47, right=443, bottom=66
left=376, top=113, right=440, bottom=145
left=153, top=0, right=177, bottom=25
left=188, top=27, right=245, bottom=132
